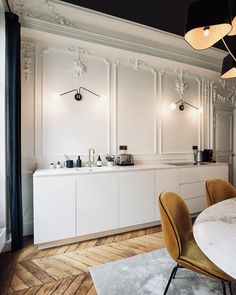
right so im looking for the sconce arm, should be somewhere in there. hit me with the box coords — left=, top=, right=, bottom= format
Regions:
left=79, top=87, right=100, bottom=97
left=60, top=89, right=78, bottom=96
left=184, top=101, right=199, bottom=110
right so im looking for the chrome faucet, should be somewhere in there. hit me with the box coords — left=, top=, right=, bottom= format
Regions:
left=88, top=148, right=95, bottom=167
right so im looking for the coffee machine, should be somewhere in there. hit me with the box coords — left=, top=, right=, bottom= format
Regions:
left=203, top=149, right=213, bottom=162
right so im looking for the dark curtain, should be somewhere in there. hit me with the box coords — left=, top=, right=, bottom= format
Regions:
left=5, top=12, right=23, bottom=250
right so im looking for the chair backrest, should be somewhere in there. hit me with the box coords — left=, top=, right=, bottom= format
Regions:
left=205, top=179, right=236, bottom=206
left=159, top=192, right=192, bottom=261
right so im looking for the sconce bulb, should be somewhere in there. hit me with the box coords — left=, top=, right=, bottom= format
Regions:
left=52, top=92, right=60, bottom=101
left=198, top=107, right=203, bottom=114
left=169, top=103, right=177, bottom=110
left=203, top=26, right=210, bottom=37
left=99, top=94, right=107, bottom=103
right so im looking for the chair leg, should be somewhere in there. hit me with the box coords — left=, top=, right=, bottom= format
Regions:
left=221, top=281, right=227, bottom=295
left=163, top=264, right=179, bottom=295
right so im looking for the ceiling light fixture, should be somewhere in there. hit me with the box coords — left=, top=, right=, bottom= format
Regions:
left=169, top=99, right=203, bottom=113
left=184, top=0, right=236, bottom=79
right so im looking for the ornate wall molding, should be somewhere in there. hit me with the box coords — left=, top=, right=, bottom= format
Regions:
left=68, top=47, right=89, bottom=79
left=128, top=59, right=146, bottom=71
left=21, top=42, right=35, bottom=82
left=212, top=81, right=236, bottom=107
left=175, top=69, right=188, bottom=100
left=11, top=0, right=74, bottom=27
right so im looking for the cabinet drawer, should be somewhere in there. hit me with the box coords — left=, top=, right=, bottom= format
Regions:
left=179, top=167, right=212, bottom=184
left=185, top=197, right=207, bottom=214
left=180, top=182, right=205, bottom=200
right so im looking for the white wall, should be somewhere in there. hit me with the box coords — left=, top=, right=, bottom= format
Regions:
left=0, top=1, right=6, bottom=250
left=18, top=2, right=236, bottom=235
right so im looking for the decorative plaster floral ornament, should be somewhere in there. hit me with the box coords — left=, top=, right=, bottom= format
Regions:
left=10, top=0, right=74, bottom=27
left=68, top=47, right=89, bottom=79
left=21, top=42, right=34, bottom=82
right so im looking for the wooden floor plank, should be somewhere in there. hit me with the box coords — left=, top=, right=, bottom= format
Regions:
left=14, top=263, right=42, bottom=288
left=20, top=260, right=54, bottom=284
left=32, top=258, right=70, bottom=280
left=87, top=285, right=97, bottom=295
left=46, top=256, right=83, bottom=276
left=75, top=274, right=93, bottom=295
left=51, top=276, right=75, bottom=294
left=23, top=285, right=41, bottom=295
left=10, top=274, right=29, bottom=291
left=97, top=244, right=133, bottom=258
left=119, top=240, right=154, bottom=252
left=87, top=246, right=124, bottom=261
left=65, top=242, right=80, bottom=253
left=34, top=281, right=61, bottom=295
left=65, top=252, right=100, bottom=267
left=110, top=242, right=144, bottom=255
left=79, top=248, right=113, bottom=264
left=55, top=254, right=89, bottom=273
left=63, top=273, right=87, bottom=295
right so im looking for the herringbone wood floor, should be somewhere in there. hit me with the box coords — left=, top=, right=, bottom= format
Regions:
left=0, top=226, right=164, bottom=294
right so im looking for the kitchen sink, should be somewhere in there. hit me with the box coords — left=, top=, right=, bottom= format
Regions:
left=164, top=162, right=209, bottom=166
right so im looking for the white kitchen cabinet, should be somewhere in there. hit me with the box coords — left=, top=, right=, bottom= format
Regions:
left=119, top=170, right=155, bottom=228
left=33, top=175, right=76, bottom=244
left=211, top=164, right=228, bottom=180
left=76, top=174, right=118, bottom=236
left=179, top=165, right=229, bottom=214
left=155, top=169, right=179, bottom=220
left=33, top=163, right=229, bottom=247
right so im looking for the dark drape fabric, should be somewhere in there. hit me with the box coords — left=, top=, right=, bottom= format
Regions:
left=5, top=12, right=23, bottom=250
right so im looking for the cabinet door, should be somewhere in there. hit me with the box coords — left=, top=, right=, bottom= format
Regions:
left=155, top=169, right=179, bottom=220
left=76, top=174, right=118, bottom=236
left=119, top=170, right=155, bottom=228
left=34, top=176, right=76, bottom=244
left=213, top=108, right=233, bottom=183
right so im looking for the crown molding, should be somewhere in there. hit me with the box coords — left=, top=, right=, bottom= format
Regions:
left=11, top=0, right=229, bottom=73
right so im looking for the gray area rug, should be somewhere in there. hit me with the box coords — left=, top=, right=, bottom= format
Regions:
left=90, top=248, right=236, bottom=295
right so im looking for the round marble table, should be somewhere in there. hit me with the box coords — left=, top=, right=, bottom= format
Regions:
left=193, top=198, right=236, bottom=279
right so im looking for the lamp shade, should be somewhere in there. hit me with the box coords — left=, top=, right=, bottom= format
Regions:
left=221, top=53, right=236, bottom=79
left=184, top=0, right=232, bottom=50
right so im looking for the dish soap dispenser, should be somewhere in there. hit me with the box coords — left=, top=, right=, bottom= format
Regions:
left=76, top=156, right=82, bottom=167
left=97, top=155, right=102, bottom=167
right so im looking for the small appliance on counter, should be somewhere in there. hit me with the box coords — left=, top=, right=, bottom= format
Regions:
left=203, top=149, right=214, bottom=162
left=115, top=145, right=134, bottom=166
left=192, top=145, right=203, bottom=163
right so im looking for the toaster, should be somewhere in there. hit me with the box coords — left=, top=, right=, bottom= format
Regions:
left=115, top=153, right=134, bottom=166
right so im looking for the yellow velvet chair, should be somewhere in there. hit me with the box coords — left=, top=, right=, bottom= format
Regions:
left=205, top=179, right=236, bottom=206
left=159, top=192, right=233, bottom=295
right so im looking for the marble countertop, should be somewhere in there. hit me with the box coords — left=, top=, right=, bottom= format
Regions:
left=33, top=162, right=226, bottom=177
left=193, top=198, right=236, bottom=279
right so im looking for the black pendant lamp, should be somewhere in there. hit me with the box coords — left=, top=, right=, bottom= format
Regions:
left=184, top=0, right=232, bottom=50
left=221, top=52, right=236, bottom=79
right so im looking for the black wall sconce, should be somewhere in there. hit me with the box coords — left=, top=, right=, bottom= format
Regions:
left=60, top=87, right=104, bottom=101
left=169, top=99, right=203, bottom=113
